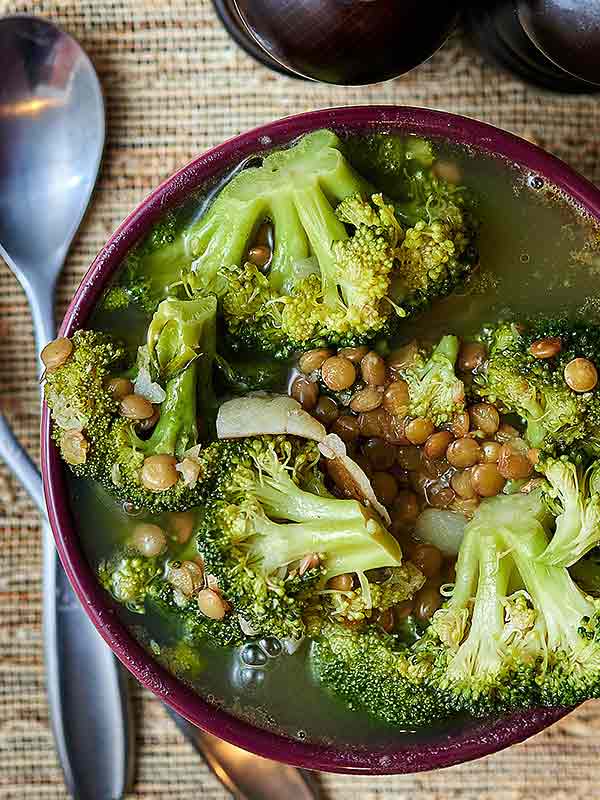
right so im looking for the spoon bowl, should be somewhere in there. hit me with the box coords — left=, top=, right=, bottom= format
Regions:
left=0, top=16, right=104, bottom=318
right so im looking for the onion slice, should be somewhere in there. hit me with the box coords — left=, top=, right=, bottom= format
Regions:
left=318, top=433, right=391, bottom=526
left=216, top=394, right=326, bottom=442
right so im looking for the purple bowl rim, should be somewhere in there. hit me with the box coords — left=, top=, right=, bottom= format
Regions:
left=41, top=104, right=600, bottom=774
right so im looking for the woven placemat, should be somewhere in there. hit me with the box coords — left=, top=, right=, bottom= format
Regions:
left=1, top=1, right=600, bottom=797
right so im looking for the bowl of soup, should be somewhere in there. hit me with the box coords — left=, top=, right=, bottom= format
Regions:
left=42, top=106, right=600, bottom=773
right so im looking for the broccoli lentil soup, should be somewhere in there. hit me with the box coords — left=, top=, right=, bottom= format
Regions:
left=47, top=128, right=600, bottom=748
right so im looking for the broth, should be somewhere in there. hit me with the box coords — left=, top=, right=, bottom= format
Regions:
left=68, top=133, right=600, bottom=749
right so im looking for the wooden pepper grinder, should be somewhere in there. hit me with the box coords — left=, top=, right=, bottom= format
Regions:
left=466, top=0, right=600, bottom=92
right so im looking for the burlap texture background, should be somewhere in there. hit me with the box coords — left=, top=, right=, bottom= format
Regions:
left=1, top=1, right=599, bottom=797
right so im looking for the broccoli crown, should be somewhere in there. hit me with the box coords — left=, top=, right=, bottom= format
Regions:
left=396, top=335, right=466, bottom=425
left=416, top=490, right=600, bottom=716
left=194, top=435, right=403, bottom=640
left=320, top=563, right=425, bottom=624
left=99, top=550, right=161, bottom=613
left=46, top=296, right=223, bottom=514
left=475, top=319, right=600, bottom=454
left=310, top=621, right=446, bottom=728
left=129, top=130, right=478, bottom=357
left=538, top=457, right=600, bottom=568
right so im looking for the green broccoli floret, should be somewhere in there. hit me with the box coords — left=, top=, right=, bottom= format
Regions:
left=537, top=457, right=600, bottom=567
left=195, top=436, right=403, bottom=640
left=136, top=130, right=477, bottom=357
left=395, top=335, right=465, bottom=425
left=342, top=133, right=435, bottom=200
left=310, top=621, right=445, bottom=728
left=320, top=563, right=425, bottom=624
left=475, top=319, right=600, bottom=454
left=102, top=211, right=182, bottom=314
left=99, top=550, right=161, bottom=613
left=45, top=295, right=223, bottom=513
left=418, top=490, right=600, bottom=716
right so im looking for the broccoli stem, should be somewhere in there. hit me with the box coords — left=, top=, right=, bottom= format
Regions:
left=292, top=184, right=349, bottom=306
left=249, top=513, right=401, bottom=579
left=448, top=531, right=512, bottom=679
left=140, top=364, right=198, bottom=459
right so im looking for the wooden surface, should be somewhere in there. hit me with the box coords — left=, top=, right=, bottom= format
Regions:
left=1, top=1, right=600, bottom=797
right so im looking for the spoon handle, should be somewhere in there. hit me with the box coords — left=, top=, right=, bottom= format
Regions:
left=4, top=280, right=136, bottom=799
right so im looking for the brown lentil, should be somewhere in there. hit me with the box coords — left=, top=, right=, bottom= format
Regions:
left=395, top=600, right=414, bottom=621
left=363, top=438, right=396, bottom=471
left=446, top=437, right=481, bottom=468
left=247, top=245, right=271, bottom=268
left=396, top=445, right=422, bottom=472
left=405, top=417, right=435, bottom=445
left=457, top=341, right=486, bottom=372
left=469, top=403, right=500, bottom=436
left=338, top=345, right=369, bottom=363
left=137, top=406, right=160, bottom=432
left=392, top=489, right=419, bottom=525
left=384, top=414, right=410, bottom=445
left=312, top=396, right=339, bottom=426
left=332, top=414, right=360, bottom=443
left=41, top=337, right=73, bottom=371
left=427, top=483, right=456, bottom=509
left=387, top=341, right=419, bottom=373
left=328, top=573, right=354, bottom=592
left=197, top=589, right=228, bottom=620
left=412, top=544, right=443, bottom=578
left=451, top=411, right=471, bottom=438
left=120, top=393, right=154, bottom=420
left=298, top=348, right=332, bottom=374
left=353, top=453, right=374, bottom=479
left=564, top=357, right=598, bottom=393
left=382, top=380, right=410, bottom=416
left=424, top=430, right=453, bottom=461
left=480, top=440, right=502, bottom=463
left=372, top=471, right=399, bottom=506
left=140, top=454, right=179, bottom=492
left=104, top=377, right=134, bottom=401
left=451, top=469, right=476, bottom=499
left=298, top=553, right=321, bottom=576
left=169, top=511, right=195, bottom=544
left=378, top=608, right=395, bottom=634
left=290, top=376, right=319, bottom=410
left=360, top=351, right=386, bottom=386
left=497, top=444, right=533, bottom=480
left=131, top=523, right=166, bottom=557
left=358, top=408, right=391, bottom=438
left=530, top=337, right=562, bottom=359
left=321, top=356, right=356, bottom=391
left=60, top=430, right=88, bottom=465
left=414, top=585, right=442, bottom=620
left=470, top=463, right=506, bottom=497
left=350, top=386, right=383, bottom=413
left=496, top=423, right=520, bottom=443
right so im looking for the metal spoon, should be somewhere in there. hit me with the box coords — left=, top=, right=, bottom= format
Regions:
left=0, top=16, right=133, bottom=798
left=0, top=15, right=318, bottom=800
